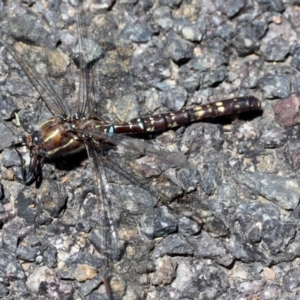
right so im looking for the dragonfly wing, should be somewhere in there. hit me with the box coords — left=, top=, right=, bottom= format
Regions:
left=0, top=36, right=74, bottom=117
left=85, top=141, right=156, bottom=298
left=76, top=128, right=194, bottom=171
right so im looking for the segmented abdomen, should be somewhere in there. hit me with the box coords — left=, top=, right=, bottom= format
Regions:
left=110, top=96, right=261, bottom=134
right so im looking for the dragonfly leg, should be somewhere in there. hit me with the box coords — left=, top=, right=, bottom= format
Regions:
left=13, top=145, right=44, bottom=186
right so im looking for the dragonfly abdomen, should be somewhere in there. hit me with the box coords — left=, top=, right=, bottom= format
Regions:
left=111, top=96, right=261, bottom=134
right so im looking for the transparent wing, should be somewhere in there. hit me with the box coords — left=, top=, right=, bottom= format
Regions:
left=75, top=128, right=193, bottom=171
left=0, top=37, right=73, bottom=117
left=86, top=141, right=156, bottom=298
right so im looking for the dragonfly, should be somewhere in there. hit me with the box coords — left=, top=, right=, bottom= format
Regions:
left=0, top=1, right=261, bottom=299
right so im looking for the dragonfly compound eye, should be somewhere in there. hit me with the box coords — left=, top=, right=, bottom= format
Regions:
left=31, top=131, right=42, bottom=146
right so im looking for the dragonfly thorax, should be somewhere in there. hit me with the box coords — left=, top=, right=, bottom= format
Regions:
left=36, top=116, right=83, bottom=158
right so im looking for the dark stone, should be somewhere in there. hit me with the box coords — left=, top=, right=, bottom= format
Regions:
left=262, top=37, right=290, bottom=62
left=260, top=125, right=288, bottom=148
left=17, top=244, right=38, bottom=262
left=79, top=273, right=104, bottom=297
left=235, top=173, right=299, bottom=210
left=153, top=6, right=173, bottom=31
left=39, top=181, right=68, bottom=218
left=0, top=95, right=18, bottom=121
left=291, top=49, right=300, bottom=71
left=1, top=149, right=20, bottom=168
left=0, top=283, right=8, bottom=297
left=215, top=0, right=245, bottom=18
left=179, top=50, right=228, bottom=91
left=153, top=206, right=177, bottom=238
left=0, top=249, right=25, bottom=280
left=44, top=246, right=58, bottom=268
left=12, top=281, right=30, bottom=296
left=284, top=140, right=300, bottom=170
left=166, top=31, right=194, bottom=62
left=153, top=234, right=193, bottom=258
left=75, top=219, right=91, bottom=233
left=188, top=232, right=234, bottom=266
left=131, top=47, right=170, bottom=85
left=0, top=123, right=15, bottom=151
left=258, top=75, right=291, bottom=99
left=283, top=269, right=300, bottom=292
left=174, top=18, right=202, bottom=42
left=160, top=85, right=187, bottom=111
left=262, top=219, right=296, bottom=255
left=3, top=15, right=51, bottom=46
left=178, top=216, right=202, bottom=236
left=232, top=20, right=268, bottom=56
left=122, top=22, right=152, bottom=43
left=177, top=168, right=199, bottom=192
left=256, top=0, right=284, bottom=12
left=170, top=259, right=230, bottom=299
left=195, top=199, right=229, bottom=237
left=158, top=0, right=182, bottom=8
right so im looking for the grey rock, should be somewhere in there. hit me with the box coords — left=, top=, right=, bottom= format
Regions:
left=217, top=181, right=238, bottom=208
left=39, top=181, right=68, bottom=218
left=171, top=259, right=230, bottom=299
left=151, top=255, right=176, bottom=285
left=178, top=216, right=202, bottom=236
left=179, top=50, right=228, bottom=91
left=2, top=232, right=19, bottom=253
left=79, top=273, right=104, bottom=296
left=283, top=268, right=300, bottom=292
left=153, top=206, right=177, bottom=238
left=122, top=22, right=152, bottom=43
left=188, top=232, right=234, bottom=266
left=0, top=283, right=8, bottom=297
left=200, top=162, right=223, bottom=195
left=153, top=6, right=173, bottom=31
left=228, top=233, right=266, bottom=263
left=260, top=125, right=288, bottom=148
left=120, top=0, right=138, bottom=4
left=166, top=31, right=194, bottom=62
left=262, top=37, right=290, bottom=62
left=261, top=219, right=296, bottom=256
left=235, top=172, right=299, bottom=210
left=232, top=20, right=268, bottom=56
left=0, top=95, right=18, bottom=121
left=131, top=47, right=170, bottom=85
left=258, top=75, right=291, bottom=99
left=1, top=149, right=20, bottom=168
left=17, top=244, right=38, bottom=262
left=177, top=167, right=199, bottom=192
left=256, top=0, right=284, bottom=12
left=12, top=280, right=30, bottom=296
left=237, top=279, right=265, bottom=298
left=0, top=249, right=25, bottom=280
left=195, top=198, right=229, bottom=237
left=2, top=14, right=51, bottom=46
left=160, top=85, right=187, bottom=111
left=158, top=0, right=182, bottom=8
left=215, top=0, right=245, bottom=18
left=0, top=123, right=15, bottom=151
left=44, top=245, right=57, bottom=268
left=153, top=234, right=193, bottom=258
left=291, top=49, right=300, bottom=71
left=284, top=140, right=300, bottom=170
left=75, top=219, right=92, bottom=233
left=174, top=18, right=202, bottom=42
left=181, top=123, right=224, bottom=154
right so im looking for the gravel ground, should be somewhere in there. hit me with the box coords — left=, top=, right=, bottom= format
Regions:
left=0, top=0, right=300, bottom=299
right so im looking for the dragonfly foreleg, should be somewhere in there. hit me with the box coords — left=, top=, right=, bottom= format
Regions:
left=13, top=144, right=44, bottom=186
